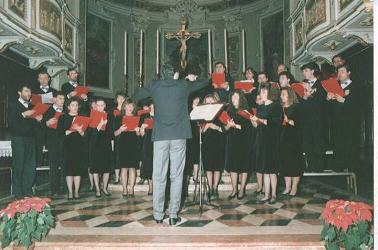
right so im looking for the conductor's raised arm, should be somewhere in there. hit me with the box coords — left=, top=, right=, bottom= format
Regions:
left=186, top=74, right=210, bottom=93
left=132, top=84, right=152, bottom=102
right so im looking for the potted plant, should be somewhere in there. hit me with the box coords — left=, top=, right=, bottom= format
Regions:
left=0, top=197, right=55, bottom=249
left=321, top=199, right=373, bottom=250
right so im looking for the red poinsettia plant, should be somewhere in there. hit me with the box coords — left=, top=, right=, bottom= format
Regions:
left=0, top=197, right=55, bottom=249
left=321, top=199, right=373, bottom=250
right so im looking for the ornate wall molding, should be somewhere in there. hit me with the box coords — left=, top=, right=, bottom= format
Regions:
left=131, top=14, right=150, bottom=32
left=222, top=13, right=242, bottom=33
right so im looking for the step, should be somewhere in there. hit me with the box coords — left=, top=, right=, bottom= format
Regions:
left=32, top=234, right=324, bottom=250
left=108, top=182, right=257, bottom=192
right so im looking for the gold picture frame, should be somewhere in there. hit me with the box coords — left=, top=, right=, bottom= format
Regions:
left=39, top=0, right=62, bottom=40
left=305, top=0, right=327, bottom=33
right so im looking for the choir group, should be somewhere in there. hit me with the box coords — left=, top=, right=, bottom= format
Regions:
left=8, top=54, right=360, bottom=206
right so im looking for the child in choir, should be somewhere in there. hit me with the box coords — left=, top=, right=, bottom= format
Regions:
left=202, top=93, right=225, bottom=201
left=42, top=91, right=65, bottom=196
left=140, top=101, right=154, bottom=195
left=279, top=87, right=303, bottom=197
left=89, top=99, right=112, bottom=197
left=251, top=83, right=282, bottom=204
left=57, top=98, right=87, bottom=200
left=114, top=98, right=141, bottom=197
left=112, top=92, right=126, bottom=184
left=225, top=90, right=253, bottom=200
left=278, top=71, right=293, bottom=88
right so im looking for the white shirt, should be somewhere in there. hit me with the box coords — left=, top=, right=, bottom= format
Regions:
left=18, top=98, right=29, bottom=108
left=307, top=79, right=317, bottom=88
left=69, top=81, right=78, bottom=88
left=40, top=85, right=49, bottom=93
left=53, top=105, right=63, bottom=112
left=340, top=79, right=352, bottom=89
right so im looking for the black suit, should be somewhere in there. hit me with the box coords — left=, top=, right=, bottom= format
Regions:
left=8, top=100, right=38, bottom=198
left=299, top=79, right=327, bottom=171
left=32, top=86, right=58, bottom=167
left=41, top=106, right=64, bottom=194
left=61, top=82, right=90, bottom=116
left=329, top=81, right=361, bottom=171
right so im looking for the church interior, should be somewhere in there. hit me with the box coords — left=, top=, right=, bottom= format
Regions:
left=0, top=0, right=374, bottom=249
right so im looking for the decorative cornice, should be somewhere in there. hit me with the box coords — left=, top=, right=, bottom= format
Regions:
left=222, top=13, right=242, bottom=33
left=0, top=36, right=24, bottom=53
left=171, top=0, right=204, bottom=18
left=131, top=14, right=150, bottom=32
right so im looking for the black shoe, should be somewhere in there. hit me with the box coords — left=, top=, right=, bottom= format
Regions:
left=155, top=219, right=163, bottom=224
left=101, top=189, right=111, bottom=197
left=268, top=197, right=277, bottom=205
left=227, top=192, right=238, bottom=200
left=237, top=192, right=245, bottom=200
left=128, top=193, right=135, bottom=198
left=148, top=192, right=153, bottom=196
left=169, top=217, right=182, bottom=226
left=95, top=193, right=101, bottom=198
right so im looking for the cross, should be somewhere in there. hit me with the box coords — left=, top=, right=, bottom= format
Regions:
left=165, top=17, right=201, bottom=70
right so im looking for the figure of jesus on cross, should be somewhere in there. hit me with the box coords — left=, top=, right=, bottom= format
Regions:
left=165, top=17, right=201, bottom=70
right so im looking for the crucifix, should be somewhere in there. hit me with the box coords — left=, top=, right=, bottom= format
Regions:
left=165, top=17, right=201, bottom=70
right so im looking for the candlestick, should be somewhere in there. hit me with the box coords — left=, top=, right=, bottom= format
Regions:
left=224, top=29, right=228, bottom=69
left=124, top=31, right=127, bottom=75
left=242, top=29, right=245, bottom=72
left=156, top=29, right=159, bottom=75
left=139, top=30, right=143, bottom=87
left=208, top=29, right=212, bottom=74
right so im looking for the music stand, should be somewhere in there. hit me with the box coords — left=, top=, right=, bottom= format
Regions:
left=188, top=103, right=224, bottom=215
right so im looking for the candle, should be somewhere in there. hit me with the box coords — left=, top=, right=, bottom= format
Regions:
left=156, top=29, right=159, bottom=75
left=139, top=30, right=143, bottom=86
left=224, top=29, right=228, bottom=69
left=124, top=31, right=127, bottom=75
left=242, top=29, right=245, bottom=72
left=208, top=29, right=212, bottom=74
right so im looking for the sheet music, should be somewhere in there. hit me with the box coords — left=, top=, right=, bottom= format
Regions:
left=41, top=92, right=54, bottom=104
left=190, top=103, right=224, bottom=121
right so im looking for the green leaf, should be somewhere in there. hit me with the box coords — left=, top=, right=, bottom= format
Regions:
left=321, top=226, right=328, bottom=240
left=326, top=241, right=339, bottom=250
left=328, top=226, right=336, bottom=241
left=37, top=216, right=44, bottom=225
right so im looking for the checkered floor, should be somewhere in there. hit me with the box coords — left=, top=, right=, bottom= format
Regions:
left=49, top=179, right=366, bottom=230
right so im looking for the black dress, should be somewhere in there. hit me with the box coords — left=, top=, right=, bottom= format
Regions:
left=255, top=102, right=282, bottom=174
left=279, top=105, right=303, bottom=177
left=114, top=115, right=140, bottom=168
left=89, top=112, right=113, bottom=174
left=225, top=107, right=253, bottom=173
left=140, top=114, right=153, bottom=179
left=110, top=108, right=121, bottom=170
left=57, top=114, right=87, bottom=177
left=202, top=120, right=225, bottom=172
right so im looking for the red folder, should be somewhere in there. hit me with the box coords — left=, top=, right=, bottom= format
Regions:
left=31, top=103, right=50, bottom=118
left=113, top=109, right=121, bottom=117
left=291, top=83, right=306, bottom=98
left=49, top=111, right=63, bottom=129
left=69, top=116, right=91, bottom=132
left=321, top=79, right=345, bottom=97
left=137, top=108, right=150, bottom=117
left=234, top=81, right=254, bottom=92
left=218, top=111, right=231, bottom=125
left=122, top=116, right=140, bottom=132
left=31, top=95, right=42, bottom=105
left=89, top=109, right=107, bottom=129
left=212, top=73, right=225, bottom=88
left=75, top=86, right=89, bottom=97
left=237, top=110, right=252, bottom=120
left=143, top=118, right=154, bottom=129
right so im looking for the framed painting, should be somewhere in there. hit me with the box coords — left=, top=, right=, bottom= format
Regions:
left=305, top=0, right=327, bottom=33
left=260, top=11, right=284, bottom=81
left=294, top=16, right=304, bottom=52
left=38, top=0, right=62, bottom=40
left=227, top=33, right=240, bottom=79
left=8, top=0, right=26, bottom=20
left=86, top=13, right=111, bottom=89
left=64, top=21, right=74, bottom=57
